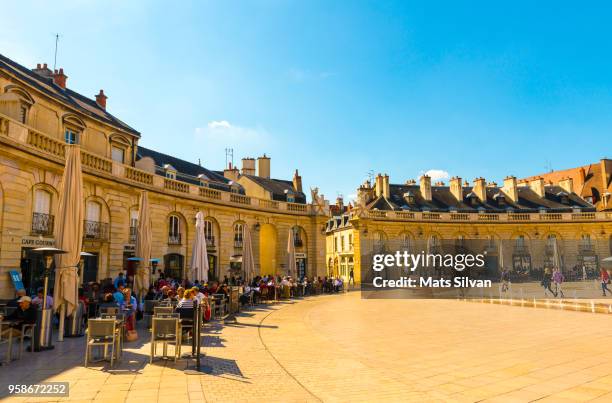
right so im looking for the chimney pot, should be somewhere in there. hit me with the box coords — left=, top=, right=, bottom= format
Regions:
left=95, top=89, right=108, bottom=109
left=52, top=67, right=68, bottom=89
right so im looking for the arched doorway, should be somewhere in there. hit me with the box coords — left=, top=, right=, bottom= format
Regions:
left=259, top=224, right=277, bottom=276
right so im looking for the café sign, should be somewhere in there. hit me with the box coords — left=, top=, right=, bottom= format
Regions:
left=21, top=236, right=55, bottom=247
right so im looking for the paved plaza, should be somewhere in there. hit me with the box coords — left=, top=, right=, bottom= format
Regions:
left=2, top=292, right=612, bottom=402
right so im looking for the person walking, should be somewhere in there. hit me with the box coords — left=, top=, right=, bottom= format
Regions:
left=600, top=269, right=611, bottom=297
left=349, top=269, right=355, bottom=287
left=541, top=268, right=556, bottom=297
left=552, top=268, right=565, bottom=298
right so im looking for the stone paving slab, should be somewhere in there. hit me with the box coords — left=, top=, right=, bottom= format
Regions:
left=1, top=293, right=612, bottom=402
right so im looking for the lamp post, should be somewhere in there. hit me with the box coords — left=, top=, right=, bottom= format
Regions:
left=31, top=247, right=66, bottom=351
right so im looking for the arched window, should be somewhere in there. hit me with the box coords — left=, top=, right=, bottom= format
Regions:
left=62, top=114, right=85, bottom=145
left=580, top=234, right=593, bottom=252
left=234, top=222, right=244, bottom=247
left=32, top=189, right=53, bottom=235
left=204, top=219, right=215, bottom=246
left=168, top=215, right=181, bottom=245
left=129, top=209, right=138, bottom=243
left=84, top=201, right=108, bottom=240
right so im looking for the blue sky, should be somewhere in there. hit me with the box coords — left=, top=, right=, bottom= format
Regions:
left=2, top=1, right=611, bottom=201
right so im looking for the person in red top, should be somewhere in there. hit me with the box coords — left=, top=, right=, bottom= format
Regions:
left=600, top=269, right=611, bottom=296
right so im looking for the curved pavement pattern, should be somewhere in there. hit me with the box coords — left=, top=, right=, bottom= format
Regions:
left=3, top=293, right=612, bottom=402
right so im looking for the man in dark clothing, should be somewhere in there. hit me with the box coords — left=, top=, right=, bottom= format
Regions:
left=3, top=296, right=37, bottom=337
left=7, top=289, right=26, bottom=307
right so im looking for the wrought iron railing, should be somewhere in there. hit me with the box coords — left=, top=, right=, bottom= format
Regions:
left=234, top=239, right=243, bottom=248
left=206, top=236, right=215, bottom=247
left=31, top=212, right=54, bottom=236
left=168, top=233, right=182, bottom=245
left=129, top=226, right=137, bottom=243
left=84, top=220, right=109, bottom=241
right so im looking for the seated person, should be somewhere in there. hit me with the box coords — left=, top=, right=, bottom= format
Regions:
left=99, top=293, right=119, bottom=309
left=177, top=290, right=195, bottom=309
left=144, top=285, right=157, bottom=300
left=7, top=289, right=26, bottom=307
left=2, top=296, right=36, bottom=337
left=113, top=284, right=125, bottom=305
left=32, top=287, right=53, bottom=308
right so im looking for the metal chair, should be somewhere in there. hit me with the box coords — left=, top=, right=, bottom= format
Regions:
left=18, top=323, right=35, bottom=359
left=153, top=306, right=174, bottom=316
left=85, top=318, right=120, bottom=367
left=100, top=307, right=119, bottom=316
left=150, top=317, right=181, bottom=363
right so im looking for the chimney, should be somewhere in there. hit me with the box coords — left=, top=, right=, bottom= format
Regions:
left=336, top=196, right=344, bottom=211
left=241, top=157, right=256, bottom=176
left=375, top=174, right=383, bottom=198
left=529, top=177, right=545, bottom=198
left=32, top=63, right=53, bottom=79
left=52, top=68, right=67, bottom=89
left=95, top=89, right=107, bottom=109
left=257, top=154, right=271, bottom=178
left=502, top=176, right=518, bottom=202
left=449, top=176, right=463, bottom=202
left=292, top=169, right=302, bottom=192
left=382, top=174, right=390, bottom=199
left=473, top=177, right=486, bottom=202
left=223, top=161, right=240, bottom=182
left=420, top=175, right=432, bottom=201
left=559, top=177, right=574, bottom=193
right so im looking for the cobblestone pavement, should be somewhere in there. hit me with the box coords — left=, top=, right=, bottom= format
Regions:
left=2, top=293, right=612, bottom=402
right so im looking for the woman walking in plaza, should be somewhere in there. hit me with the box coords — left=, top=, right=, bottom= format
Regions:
left=600, top=269, right=611, bottom=296
left=552, top=268, right=565, bottom=298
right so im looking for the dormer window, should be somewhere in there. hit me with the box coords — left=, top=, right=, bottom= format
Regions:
left=557, top=191, right=569, bottom=204
left=403, top=191, right=415, bottom=204
left=285, top=189, right=295, bottom=203
left=164, top=164, right=177, bottom=179
left=198, top=174, right=209, bottom=187
left=494, top=192, right=506, bottom=207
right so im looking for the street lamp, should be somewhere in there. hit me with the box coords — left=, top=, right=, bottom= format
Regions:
left=31, top=247, right=66, bottom=351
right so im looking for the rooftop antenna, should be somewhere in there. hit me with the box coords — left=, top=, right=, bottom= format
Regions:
left=225, top=148, right=234, bottom=169
left=53, top=34, right=60, bottom=71
left=366, top=170, right=374, bottom=183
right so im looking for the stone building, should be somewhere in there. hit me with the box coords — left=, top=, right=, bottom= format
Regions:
left=327, top=174, right=612, bottom=284
left=520, top=158, right=612, bottom=211
left=0, top=53, right=329, bottom=297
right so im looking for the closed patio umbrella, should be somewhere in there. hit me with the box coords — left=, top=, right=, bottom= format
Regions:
left=287, top=227, right=297, bottom=277
left=190, top=211, right=209, bottom=283
left=242, top=224, right=255, bottom=284
left=498, top=240, right=505, bottom=272
left=134, top=191, right=152, bottom=299
left=553, top=238, right=562, bottom=272
left=53, top=145, right=84, bottom=341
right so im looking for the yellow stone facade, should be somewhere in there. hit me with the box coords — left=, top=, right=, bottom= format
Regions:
left=0, top=59, right=329, bottom=298
left=327, top=177, right=612, bottom=285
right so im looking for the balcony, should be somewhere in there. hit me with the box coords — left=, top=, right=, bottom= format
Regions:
left=234, top=239, right=243, bottom=248
left=168, top=233, right=182, bottom=245
left=294, top=238, right=303, bottom=248
left=579, top=244, right=595, bottom=253
left=84, top=221, right=109, bottom=241
left=206, top=236, right=215, bottom=247
left=129, top=226, right=137, bottom=243
left=31, top=212, right=54, bottom=236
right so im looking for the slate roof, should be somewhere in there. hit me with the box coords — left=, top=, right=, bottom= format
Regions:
left=242, top=174, right=306, bottom=204
left=0, top=53, right=139, bottom=136
left=136, top=146, right=243, bottom=193
left=368, top=183, right=594, bottom=213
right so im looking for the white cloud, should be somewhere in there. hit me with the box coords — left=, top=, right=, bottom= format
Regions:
left=194, top=120, right=271, bottom=160
left=421, top=169, right=450, bottom=181
left=207, top=120, right=231, bottom=129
